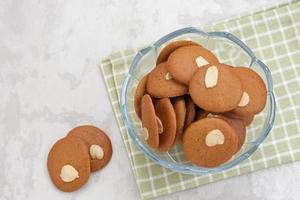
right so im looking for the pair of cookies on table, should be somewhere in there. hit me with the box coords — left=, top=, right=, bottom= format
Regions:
left=134, top=40, right=267, bottom=167
left=47, top=125, right=112, bottom=192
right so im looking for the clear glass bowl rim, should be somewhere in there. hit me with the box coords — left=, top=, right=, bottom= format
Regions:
left=120, top=27, right=276, bottom=175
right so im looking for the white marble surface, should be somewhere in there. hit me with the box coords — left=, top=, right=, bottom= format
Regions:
left=1, top=0, right=300, bottom=199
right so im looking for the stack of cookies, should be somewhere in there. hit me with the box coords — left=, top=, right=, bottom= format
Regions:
left=47, top=125, right=112, bottom=192
left=134, top=40, right=267, bottom=168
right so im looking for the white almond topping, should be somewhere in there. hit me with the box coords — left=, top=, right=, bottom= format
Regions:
left=238, top=92, right=250, bottom=107
left=142, top=127, right=149, bottom=140
left=165, top=72, right=173, bottom=80
left=60, top=165, right=79, bottom=182
left=89, top=144, right=104, bottom=160
left=195, top=56, right=209, bottom=67
left=156, top=116, right=164, bottom=134
left=205, top=129, right=225, bottom=147
left=205, top=66, right=218, bottom=88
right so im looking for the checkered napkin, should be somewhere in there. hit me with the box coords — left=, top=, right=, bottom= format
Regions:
left=100, top=1, right=300, bottom=199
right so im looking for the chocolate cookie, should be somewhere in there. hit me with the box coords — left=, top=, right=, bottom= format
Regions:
left=154, top=98, right=177, bottom=152
left=67, top=125, right=113, bottom=172
left=134, top=75, right=148, bottom=118
left=146, top=62, right=188, bottom=98
left=189, top=64, right=243, bottom=112
left=47, top=137, right=90, bottom=192
left=156, top=40, right=200, bottom=64
left=167, top=45, right=219, bottom=85
left=183, top=96, right=196, bottom=131
left=141, top=94, right=160, bottom=149
left=172, top=96, right=186, bottom=142
left=183, top=118, right=238, bottom=167
left=231, top=67, right=267, bottom=116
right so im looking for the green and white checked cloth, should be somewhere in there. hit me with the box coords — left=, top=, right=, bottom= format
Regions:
left=100, top=1, right=300, bottom=199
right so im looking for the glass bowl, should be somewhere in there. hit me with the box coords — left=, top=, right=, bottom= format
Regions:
left=120, top=27, right=276, bottom=175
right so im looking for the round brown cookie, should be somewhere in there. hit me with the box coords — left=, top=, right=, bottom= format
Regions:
left=183, top=118, right=238, bottom=167
left=156, top=40, right=200, bottom=65
left=141, top=94, right=159, bottom=149
left=183, top=96, right=196, bottom=131
left=167, top=45, right=219, bottom=85
left=47, top=137, right=90, bottom=192
left=224, top=112, right=254, bottom=126
left=231, top=67, right=267, bottom=116
left=194, top=112, right=246, bottom=152
left=171, top=96, right=186, bottom=142
left=67, top=125, right=113, bottom=172
left=146, top=62, right=188, bottom=98
left=134, top=75, right=148, bottom=119
left=189, top=63, right=243, bottom=112
left=154, top=98, right=177, bottom=152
